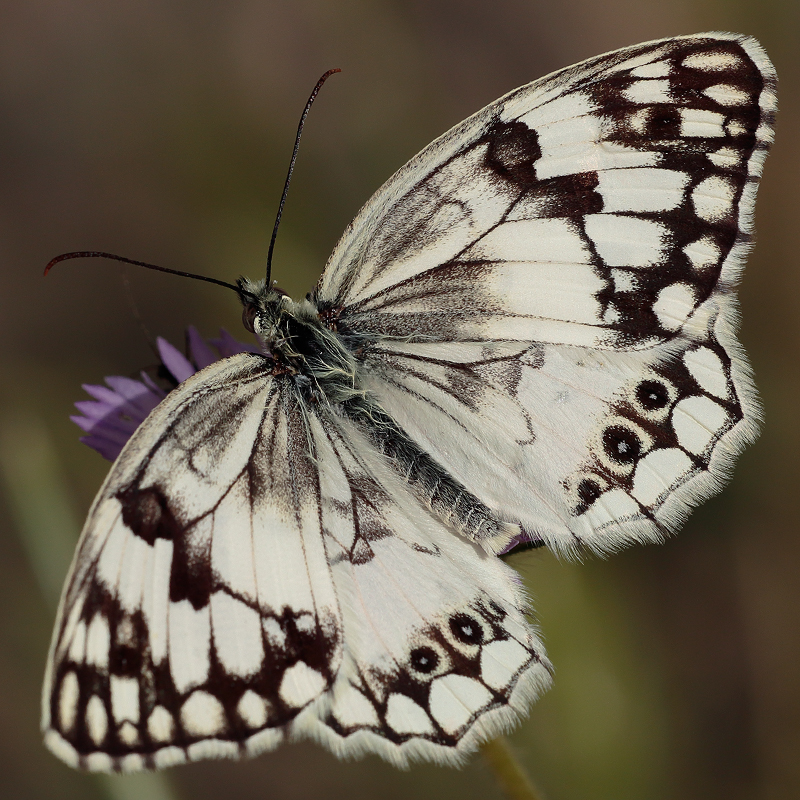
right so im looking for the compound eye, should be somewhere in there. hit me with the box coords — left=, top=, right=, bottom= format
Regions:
left=242, top=304, right=258, bottom=333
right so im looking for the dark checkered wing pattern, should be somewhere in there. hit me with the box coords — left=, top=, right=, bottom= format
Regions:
left=43, top=355, right=550, bottom=771
left=317, top=33, right=775, bottom=555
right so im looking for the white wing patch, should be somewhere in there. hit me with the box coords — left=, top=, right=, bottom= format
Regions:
left=43, top=356, right=550, bottom=771
left=44, top=32, right=773, bottom=774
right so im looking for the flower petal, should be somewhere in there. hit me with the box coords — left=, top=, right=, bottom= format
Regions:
left=156, top=336, right=196, bottom=383
left=104, top=376, right=166, bottom=416
left=187, top=325, right=218, bottom=369
left=74, top=328, right=260, bottom=461
left=211, top=328, right=261, bottom=358
left=78, top=432, right=135, bottom=462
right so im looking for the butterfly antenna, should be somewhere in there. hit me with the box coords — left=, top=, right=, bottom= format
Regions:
left=266, top=68, right=341, bottom=286
left=44, top=251, right=242, bottom=295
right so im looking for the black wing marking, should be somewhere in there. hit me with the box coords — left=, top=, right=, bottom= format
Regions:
left=318, top=34, right=775, bottom=352
left=43, top=356, right=551, bottom=771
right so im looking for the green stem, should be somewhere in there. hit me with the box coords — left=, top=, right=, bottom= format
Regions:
left=481, top=736, right=546, bottom=800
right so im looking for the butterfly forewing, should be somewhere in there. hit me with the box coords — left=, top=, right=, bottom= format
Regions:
left=318, top=32, right=775, bottom=556
left=44, top=356, right=549, bottom=771
left=320, top=33, right=775, bottom=350
left=45, top=356, right=341, bottom=770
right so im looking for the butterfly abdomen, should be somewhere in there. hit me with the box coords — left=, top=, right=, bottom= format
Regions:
left=338, top=393, right=517, bottom=553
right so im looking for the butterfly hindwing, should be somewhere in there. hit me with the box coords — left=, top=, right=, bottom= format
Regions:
left=43, top=355, right=548, bottom=771
left=300, top=412, right=550, bottom=765
left=360, top=305, right=751, bottom=555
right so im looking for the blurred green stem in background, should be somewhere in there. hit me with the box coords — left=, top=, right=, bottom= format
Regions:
left=482, top=736, right=546, bottom=800
left=0, top=412, right=80, bottom=609
left=0, top=411, right=180, bottom=800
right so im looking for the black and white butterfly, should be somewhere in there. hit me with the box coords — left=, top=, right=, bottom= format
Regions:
left=43, top=32, right=776, bottom=772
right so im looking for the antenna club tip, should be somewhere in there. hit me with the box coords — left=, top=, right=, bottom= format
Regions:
left=316, top=68, right=341, bottom=87
left=43, top=251, right=86, bottom=276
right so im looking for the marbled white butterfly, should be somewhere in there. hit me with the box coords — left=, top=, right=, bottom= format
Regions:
left=43, top=32, right=776, bottom=772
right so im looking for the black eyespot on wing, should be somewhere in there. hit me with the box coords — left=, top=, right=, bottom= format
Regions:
left=449, top=613, right=484, bottom=645
left=110, top=643, right=142, bottom=677
left=636, top=380, right=670, bottom=410
left=602, top=425, right=642, bottom=465
left=410, top=647, right=439, bottom=674
left=108, top=610, right=146, bottom=677
left=647, top=105, right=682, bottom=139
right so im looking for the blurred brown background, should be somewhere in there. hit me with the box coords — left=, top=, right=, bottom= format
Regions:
left=0, top=1, right=797, bottom=799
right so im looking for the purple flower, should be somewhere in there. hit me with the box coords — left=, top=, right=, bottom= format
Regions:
left=72, top=326, right=260, bottom=461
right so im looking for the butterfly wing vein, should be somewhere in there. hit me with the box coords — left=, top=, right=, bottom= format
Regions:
left=44, top=32, right=775, bottom=772
left=43, top=355, right=550, bottom=771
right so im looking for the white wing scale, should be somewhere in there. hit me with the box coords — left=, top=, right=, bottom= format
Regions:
left=44, top=32, right=775, bottom=772
left=43, top=356, right=550, bottom=771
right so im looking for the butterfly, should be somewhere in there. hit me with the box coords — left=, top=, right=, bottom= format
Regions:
left=42, top=32, right=776, bottom=773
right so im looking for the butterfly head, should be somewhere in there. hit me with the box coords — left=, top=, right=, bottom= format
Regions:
left=237, top=276, right=325, bottom=348
left=236, top=277, right=288, bottom=339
